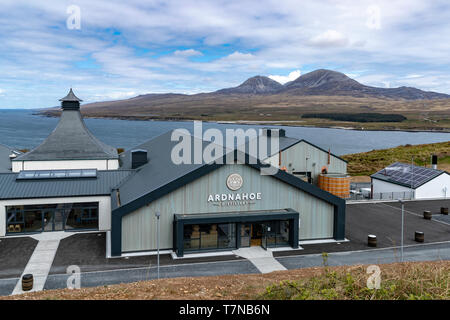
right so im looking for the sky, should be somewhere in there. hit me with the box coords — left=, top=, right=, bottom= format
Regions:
left=1, top=0, right=450, bottom=109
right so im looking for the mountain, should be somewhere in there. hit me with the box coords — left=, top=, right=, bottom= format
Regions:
left=282, top=69, right=450, bottom=100
left=215, top=76, right=284, bottom=94
left=39, top=68, right=450, bottom=127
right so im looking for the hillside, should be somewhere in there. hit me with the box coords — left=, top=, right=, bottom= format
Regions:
left=216, top=75, right=284, bottom=94
left=4, top=261, right=450, bottom=300
left=283, top=69, right=450, bottom=100
left=38, top=69, right=450, bottom=131
left=342, top=141, right=450, bottom=176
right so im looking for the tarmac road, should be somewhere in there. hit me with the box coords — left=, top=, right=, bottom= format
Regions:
left=0, top=241, right=445, bottom=295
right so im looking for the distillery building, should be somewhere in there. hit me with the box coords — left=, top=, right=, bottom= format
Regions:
left=0, top=90, right=347, bottom=257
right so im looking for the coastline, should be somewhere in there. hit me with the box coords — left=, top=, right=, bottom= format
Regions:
left=33, top=111, right=450, bottom=134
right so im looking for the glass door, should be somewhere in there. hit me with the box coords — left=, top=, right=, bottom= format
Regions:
left=41, top=209, right=66, bottom=231
left=53, top=209, right=65, bottom=231
left=261, top=224, right=268, bottom=250
left=240, top=223, right=251, bottom=247
left=42, top=211, right=53, bottom=231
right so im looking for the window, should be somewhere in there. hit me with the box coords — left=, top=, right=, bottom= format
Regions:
left=6, top=202, right=99, bottom=234
left=184, top=223, right=237, bottom=252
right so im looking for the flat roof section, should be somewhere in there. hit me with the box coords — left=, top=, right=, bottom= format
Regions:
left=174, top=209, right=298, bottom=223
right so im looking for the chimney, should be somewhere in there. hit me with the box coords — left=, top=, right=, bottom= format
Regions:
left=431, top=154, right=438, bottom=170
left=261, top=128, right=286, bottom=137
left=131, top=149, right=148, bottom=169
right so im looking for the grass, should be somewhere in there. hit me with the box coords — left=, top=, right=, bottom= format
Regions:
left=342, top=141, right=450, bottom=176
left=259, top=262, right=450, bottom=300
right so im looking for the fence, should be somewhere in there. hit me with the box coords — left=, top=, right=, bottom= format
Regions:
left=372, top=191, right=414, bottom=200
left=348, top=190, right=414, bottom=201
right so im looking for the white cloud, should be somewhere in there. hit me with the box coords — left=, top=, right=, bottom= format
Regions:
left=221, top=51, right=254, bottom=62
left=269, top=70, right=301, bottom=84
left=309, top=30, right=349, bottom=48
left=173, top=49, right=203, bottom=57
left=93, top=91, right=137, bottom=101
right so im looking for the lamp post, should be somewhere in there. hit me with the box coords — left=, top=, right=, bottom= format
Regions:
left=155, top=211, right=160, bottom=279
left=398, top=199, right=404, bottom=262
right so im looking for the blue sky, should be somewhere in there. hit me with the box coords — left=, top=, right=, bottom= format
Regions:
left=1, top=0, right=450, bottom=109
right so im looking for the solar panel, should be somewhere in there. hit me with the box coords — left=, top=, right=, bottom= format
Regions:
left=375, top=162, right=441, bottom=188
left=17, top=169, right=97, bottom=180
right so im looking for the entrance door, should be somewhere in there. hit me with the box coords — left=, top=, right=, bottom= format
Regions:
left=250, top=223, right=262, bottom=246
left=53, top=210, right=65, bottom=231
left=42, top=209, right=66, bottom=232
left=42, top=211, right=53, bottom=231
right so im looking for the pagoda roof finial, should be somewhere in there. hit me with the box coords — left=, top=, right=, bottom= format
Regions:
left=59, top=88, right=82, bottom=110
left=59, top=88, right=83, bottom=102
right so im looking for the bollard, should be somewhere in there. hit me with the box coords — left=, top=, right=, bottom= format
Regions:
left=441, top=207, right=448, bottom=215
left=22, top=274, right=33, bottom=291
left=368, top=234, right=377, bottom=247
left=415, top=231, right=424, bottom=243
left=423, top=210, right=432, bottom=220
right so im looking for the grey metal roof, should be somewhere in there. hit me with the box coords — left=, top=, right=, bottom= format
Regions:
left=246, top=135, right=347, bottom=163
left=13, top=109, right=118, bottom=161
left=0, top=170, right=132, bottom=200
left=59, top=88, right=82, bottom=102
left=117, top=131, right=217, bottom=208
left=115, top=129, right=346, bottom=210
left=0, top=144, right=21, bottom=173
left=371, top=162, right=447, bottom=189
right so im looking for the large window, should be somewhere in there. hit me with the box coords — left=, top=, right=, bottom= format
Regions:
left=6, top=202, right=99, bottom=234
left=184, top=223, right=237, bottom=252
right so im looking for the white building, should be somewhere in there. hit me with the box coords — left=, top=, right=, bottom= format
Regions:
left=371, top=162, right=450, bottom=200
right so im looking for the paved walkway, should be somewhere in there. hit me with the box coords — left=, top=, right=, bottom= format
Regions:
left=232, top=247, right=287, bottom=273
left=11, top=232, right=73, bottom=295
